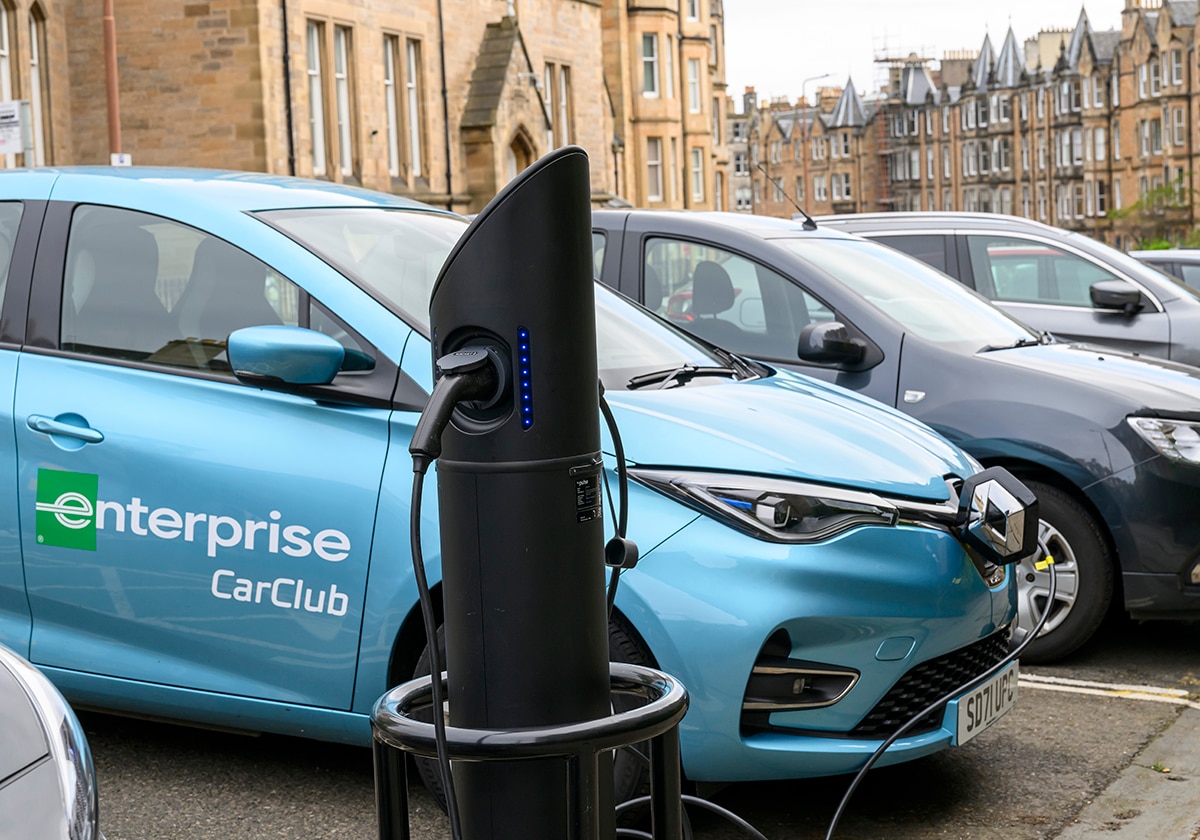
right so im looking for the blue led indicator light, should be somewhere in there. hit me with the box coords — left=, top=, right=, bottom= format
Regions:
left=518, top=326, right=533, bottom=429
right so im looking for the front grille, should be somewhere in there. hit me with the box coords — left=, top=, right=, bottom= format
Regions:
left=848, top=627, right=1011, bottom=739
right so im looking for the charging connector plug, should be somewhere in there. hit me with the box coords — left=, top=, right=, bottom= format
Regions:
left=410, top=347, right=503, bottom=472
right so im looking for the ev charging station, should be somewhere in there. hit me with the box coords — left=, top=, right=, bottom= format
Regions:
left=371, top=147, right=688, bottom=840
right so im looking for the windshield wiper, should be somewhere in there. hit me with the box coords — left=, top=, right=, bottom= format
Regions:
left=627, top=363, right=737, bottom=390
left=981, top=336, right=1042, bottom=352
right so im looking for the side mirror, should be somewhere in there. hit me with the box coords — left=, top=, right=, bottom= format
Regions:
left=1090, top=279, right=1143, bottom=315
left=228, top=325, right=346, bottom=389
left=955, top=466, right=1039, bottom=565
left=797, top=321, right=866, bottom=365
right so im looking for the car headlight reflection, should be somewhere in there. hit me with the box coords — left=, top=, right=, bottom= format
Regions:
left=1129, top=416, right=1200, bottom=464
left=628, top=469, right=898, bottom=543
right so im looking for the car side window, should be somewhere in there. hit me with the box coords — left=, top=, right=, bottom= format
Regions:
left=61, top=205, right=307, bottom=371
left=644, top=236, right=830, bottom=360
left=0, top=201, right=22, bottom=308
left=873, top=234, right=949, bottom=273
left=965, top=235, right=1119, bottom=307
left=1178, top=263, right=1200, bottom=292
left=592, top=231, right=606, bottom=280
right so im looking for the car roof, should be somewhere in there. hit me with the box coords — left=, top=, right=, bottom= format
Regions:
left=815, top=211, right=1068, bottom=236
left=1130, top=249, right=1200, bottom=261
left=594, top=207, right=860, bottom=241
left=9, top=166, right=450, bottom=215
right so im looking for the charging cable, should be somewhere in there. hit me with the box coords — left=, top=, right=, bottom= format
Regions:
left=408, top=347, right=501, bottom=840
left=823, top=553, right=1057, bottom=840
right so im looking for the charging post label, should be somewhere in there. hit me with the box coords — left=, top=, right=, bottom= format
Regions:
left=573, top=470, right=601, bottom=523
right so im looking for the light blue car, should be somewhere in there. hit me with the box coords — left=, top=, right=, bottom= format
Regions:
left=0, top=168, right=1018, bottom=793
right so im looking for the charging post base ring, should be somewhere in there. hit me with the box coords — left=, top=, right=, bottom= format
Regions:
left=372, top=662, right=688, bottom=840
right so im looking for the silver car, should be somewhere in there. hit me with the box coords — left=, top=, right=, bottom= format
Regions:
left=818, top=212, right=1200, bottom=367
left=0, top=642, right=101, bottom=840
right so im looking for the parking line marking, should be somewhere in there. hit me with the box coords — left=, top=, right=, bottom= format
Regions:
left=1020, top=673, right=1200, bottom=710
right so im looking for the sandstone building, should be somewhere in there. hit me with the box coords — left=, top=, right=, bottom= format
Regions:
left=4, top=0, right=729, bottom=214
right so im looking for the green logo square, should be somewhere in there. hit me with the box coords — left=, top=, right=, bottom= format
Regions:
left=36, top=469, right=98, bottom=551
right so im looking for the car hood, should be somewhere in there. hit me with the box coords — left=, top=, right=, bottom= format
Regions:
left=604, top=368, right=974, bottom=502
left=982, top=342, right=1200, bottom=417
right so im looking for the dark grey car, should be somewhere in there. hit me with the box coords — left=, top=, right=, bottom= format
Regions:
left=593, top=208, right=1200, bottom=663
left=0, top=642, right=101, bottom=839
left=815, top=212, right=1200, bottom=367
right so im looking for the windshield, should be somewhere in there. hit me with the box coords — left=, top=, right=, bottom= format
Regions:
left=258, top=207, right=466, bottom=330
left=259, top=206, right=732, bottom=390
left=776, top=237, right=1039, bottom=350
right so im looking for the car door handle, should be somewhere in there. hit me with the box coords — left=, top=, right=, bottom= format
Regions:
left=27, top=415, right=105, bottom=443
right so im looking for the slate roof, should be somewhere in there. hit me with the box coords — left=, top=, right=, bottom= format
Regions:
left=971, top=35, right=996, bottom=89
left=994, top=28, right=1024, bottom=87
left=829, top=78, right=868, bottom=127
left=899, top=63, right=936, bottom=104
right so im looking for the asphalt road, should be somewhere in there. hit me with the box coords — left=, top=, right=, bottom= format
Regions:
left=84, top=612, right=1200, bottom=840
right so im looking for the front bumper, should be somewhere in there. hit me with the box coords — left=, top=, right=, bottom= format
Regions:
left=617, top=513, right=1016, bottom=783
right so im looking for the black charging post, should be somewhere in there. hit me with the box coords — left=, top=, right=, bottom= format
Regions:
left=372, top=147, right=687, bottom=840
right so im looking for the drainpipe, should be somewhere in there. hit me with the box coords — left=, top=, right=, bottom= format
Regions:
left=436, top=0, right=453, bottom=210
left=281, top=0, right=296, bottom=175
left=103, top=0, right=120, bottom=159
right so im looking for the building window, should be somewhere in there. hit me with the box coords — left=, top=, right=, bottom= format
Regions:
left=691, top=148, right=704, bottom=202
left=1171, top=49, right=1183, bottom=86
left=735, top=186, right=751, bottom=211
left=1085, top=181, right=1094, bottom=216
left=1138, top=64, right=1147, bottom=98
left=0, top=6, right=13, bottom=168
left=942, top=106, right=950, bottom=133
left=384, top=36, right=425, bottom=182
left=306, top=21, right=328, bottom=176
left=669, top=138, right=678, bottom=202
left=795, top=175, right=804, bottom=202
left=641, top=34, right=659, bottom=97
left=1036, top=89, right=1045, bottom=119
left=1021, top=137, right=1029, bottom=170
left=1150, top=59, right=1161, bottom=96
left=841, top=173, right=852, bottom=199
left=1096, top=180, right=1108, bottom=214
left=1093, top=126, right=1105, bottom=161
left=1112, top=69, right=1120, bottom=106
left=733, top=151, right=748, bottom=175
left=1092, top=73, right=1104, bottom=107
left=715, top=171, right=724, bottom=211
left=1037, top=184, right=1047, bottom=220
left=712, top=97, right=721, bottom=144
left=332, top=26, right=355, bottom=177
left=646, top=137, right=663, bottom=200
left=1173, top=106, right=1185, bottom=146
left=688, top=58, right=701, bottom=112
left=1037, top=134, right=1045, bottom=170
left=1071, top=128, right=1083, bottom=165
left=686, top=0, right=699, bottom=20
left=840, top=134, right=850, bottom=156
left=545, top=63, right=573, bottom=148
left=1112, top=120, right=1120, bottom=159
left=772, top=176, right=784, bottom=203
left=1150, top=118, right=1162, bottom=154
left=28, top=11, right=48, bottom=166
left=927, top=147, right=934, bottom=180
left=664, top=34, right=674, bottom=98
left=813, top=174, right=827, bottom=201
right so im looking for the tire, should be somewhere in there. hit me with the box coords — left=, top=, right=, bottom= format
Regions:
left=411, top=617, right=657, bottom=811
left=1015, top=480, right=1114, bottom=663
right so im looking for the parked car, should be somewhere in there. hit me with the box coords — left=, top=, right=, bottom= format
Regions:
left=0, top=641, right=101, bottom=839
left=813, top=211, right=1200, bottom=367
left=593, top=208, right=1200, bottom=663
left=1130, top=248, right=1200, bottom=293
left=0, top=167, right=1021, bottom=793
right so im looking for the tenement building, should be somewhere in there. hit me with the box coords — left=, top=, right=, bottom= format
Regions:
left=6, top=0, right=729, bottom=214
left=741, top=0, right=1199, bottom=248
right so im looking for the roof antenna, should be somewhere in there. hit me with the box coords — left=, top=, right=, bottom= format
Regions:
left=756, top=162, right=818, bottom=229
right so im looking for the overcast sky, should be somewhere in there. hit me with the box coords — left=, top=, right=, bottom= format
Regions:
left=723, top=1, right=1122, bottom=107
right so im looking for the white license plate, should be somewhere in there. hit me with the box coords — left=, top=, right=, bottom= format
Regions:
left=951, top=661, right=1019, bottom=746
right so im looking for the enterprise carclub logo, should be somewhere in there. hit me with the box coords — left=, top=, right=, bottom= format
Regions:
left=36, top=469, right=98, bottom=551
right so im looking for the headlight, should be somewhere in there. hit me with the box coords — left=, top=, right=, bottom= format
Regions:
left=1128, top=417, right=1200, bottom=464
left=628, top=469, right=898, bottom=543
